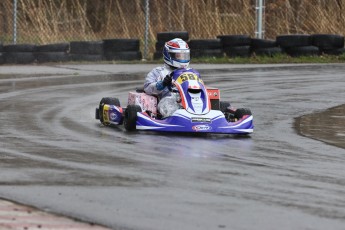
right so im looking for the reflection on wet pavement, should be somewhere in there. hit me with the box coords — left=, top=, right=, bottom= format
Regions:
left=296, top=104, right=345, bottom=149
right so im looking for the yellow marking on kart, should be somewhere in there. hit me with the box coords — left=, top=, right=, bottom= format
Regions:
left=176, top=73, right=203, bottom=84
left=103, top=104, right=110, bottom=122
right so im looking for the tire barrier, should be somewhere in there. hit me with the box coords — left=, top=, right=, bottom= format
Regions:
left=69, top=41, right=104, bottom=62
left=0, top=34, right=344, bottom=65
left=103, top=39, right=142, bottom=61
left=36, top=43, right=69, bottom=52
left=130, top=33, right=343, bottom=59
left=36, top=43, right=70, bottom=63
left=3, top=44, right=37, bottom=64
left=0, top=38, right=142, bottom=64
left=36, top=52, right=71, bottom=63
left=250, top=38, right=283, bottom=57
left=189, top=39, right=223, bottom=58
left=0, top=43, right=3, bottom=64
left=0, top=53, right=4, bottom=65
left=276, top=34, right=319, bottom=57
left=311, top=34, right=345, bottom=55
left=104, top=51, right=142, bottom=61
left=153, top=31, right=189, bottom=60
left=217, top=35, right=252, bottom=58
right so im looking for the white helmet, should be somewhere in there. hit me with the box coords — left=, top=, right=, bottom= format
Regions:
left=163, top=38, right=190, bottom=69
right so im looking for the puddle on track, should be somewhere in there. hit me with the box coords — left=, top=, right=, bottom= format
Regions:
left=295, top=104, right=345, bottom=149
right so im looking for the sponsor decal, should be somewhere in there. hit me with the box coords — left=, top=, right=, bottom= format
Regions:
left=192, top=124, right=212, bottom=131
left=191, top=117, right=211, bottom=123
left=176, top=73, right=203, bottom=84
left=110, top=112, right=118, bottom=121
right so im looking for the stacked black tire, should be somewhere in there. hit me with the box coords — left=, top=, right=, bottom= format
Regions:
left=153, top=31, right=189, bottom=60
left=311, top=34, right=345, bottom=55
left=189, top=39, right=223, bottom=58
left=2, top=44, right=36, bottom=64
left=69, top=41, right=104, bottom=62
left=250, top=38, right=282, bottom=57
left=276, top=34, right=319, bottom=57
left=0, top=43, right=3, bottom=64
left=217, top=35, right=252, bottom=58
left=103, top=39, right=142, bottom=61
left=36, top=43, right=70, bottom=63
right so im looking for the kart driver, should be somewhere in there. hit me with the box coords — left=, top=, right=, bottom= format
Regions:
left=144, top=38, right=190, bottom=117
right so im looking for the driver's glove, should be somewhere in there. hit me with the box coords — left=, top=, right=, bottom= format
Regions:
left=156, top=74, right=172, bottom=90
left=162, top=74, right=172, bottom=87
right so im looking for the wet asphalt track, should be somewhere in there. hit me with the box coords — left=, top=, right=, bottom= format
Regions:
left=0, top=63, right=345, bottom=230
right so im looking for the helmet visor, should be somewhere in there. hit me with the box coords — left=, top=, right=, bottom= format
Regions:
left=170, top=51, right=190, bottom=63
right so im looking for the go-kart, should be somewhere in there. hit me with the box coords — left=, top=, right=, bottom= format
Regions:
left=95, top=68, right=253, bottom=134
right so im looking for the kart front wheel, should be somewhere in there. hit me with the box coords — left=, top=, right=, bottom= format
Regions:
left=124, top=105, right=142, bottom=131
left=99, top=97, right=121, bottom=124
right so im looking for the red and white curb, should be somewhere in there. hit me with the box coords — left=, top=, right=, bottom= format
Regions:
left=0, top=199, right=110, bottom=230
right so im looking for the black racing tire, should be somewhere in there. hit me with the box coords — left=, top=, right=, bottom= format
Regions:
left=217, top=35, right=251, bottom=47
left=0, top=52, right=4, bottom=64
left=36, top=43, right=69, bottom=52
left=188, top=39, right=222, bottom=50
left=103, top=39, right=140, bottom=52
left=35, top=52, right=70, bottom=63
left=252, top=47, right=283, bottom=57
left=276, top=35, right=312, bottom=48
left=155, top=41, right=166, bottom=51
left=234, top=108, right=252, bottom=120
left=4, top=52, right=36, bottom=64
left=70, top=41, right=104, bottom=55
left=320, top=48, right=345, bottom=55
left=156, top=31, right=189, bottom=42
left=251, top=38, right=277, bottom=49
left=124, top=104, right=142, bottom=131
left=224, top=46, right=251, bottom=58
left=69, top=54, right=104, bottom=62
left=3, top=44, right=37, bottom=52
left=104, top=51, right=142, bottom=61
left=153, top=51, right=162, bottom=60
left=284, top=46, right=319, bottom=57
left=99, top=97, right=121, bottom=124
left=311, top=34, right=344, bottom=49
left=219, top=101, right=231, bottom=113
left=192, top=49, right=224, bottom=58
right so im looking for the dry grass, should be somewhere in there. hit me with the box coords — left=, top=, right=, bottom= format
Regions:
left=0, top=0, right=344, bottom=54
left=265, top=0, right=345, bottom=38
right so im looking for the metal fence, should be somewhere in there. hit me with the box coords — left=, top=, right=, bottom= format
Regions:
left=0, top=0, right=257, bottom=58
left=1, top=0, right=344, bottom=59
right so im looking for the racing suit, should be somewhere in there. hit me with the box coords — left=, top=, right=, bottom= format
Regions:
left=144, top=64, right=180, bottom=117
left=144, top=64, right=173, bottom=99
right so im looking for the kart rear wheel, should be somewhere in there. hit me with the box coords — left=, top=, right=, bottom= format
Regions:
left=99, top=97, right=121, bottom=124
left=124, top=105, right=142, bottom=131
left=234, top=108, right=252, bottom=120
